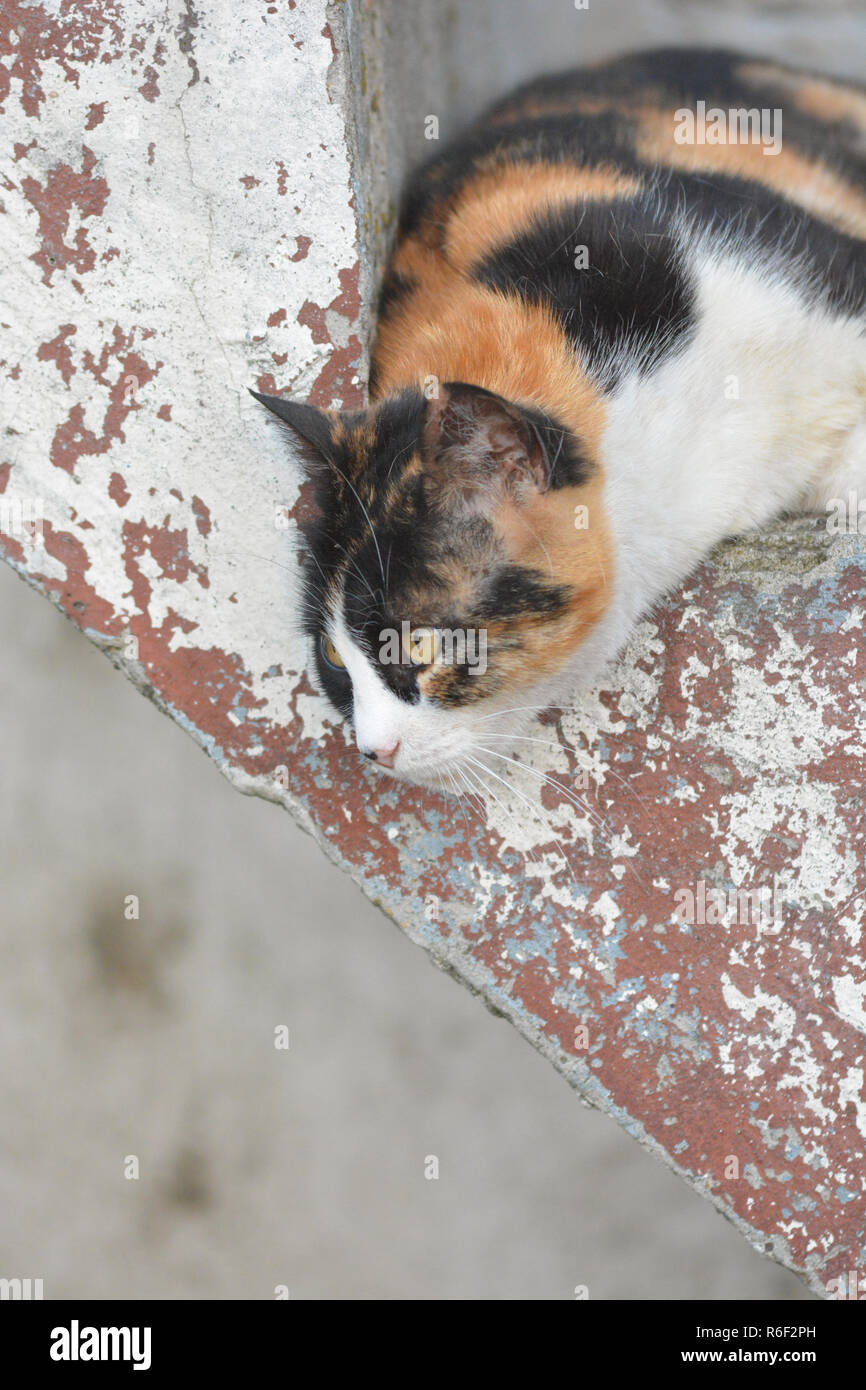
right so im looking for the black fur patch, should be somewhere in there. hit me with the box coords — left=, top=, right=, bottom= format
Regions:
left=518, top=403, right=593, bottom=489
left=476, top=565, right=572, bottom=622
left=377, top=268, right=417, bottom=318
left=679, top=174, right=866, bottom=317
left=475, top=173, right=866, bottom=388
left=474, top=197, right=696, bottom=389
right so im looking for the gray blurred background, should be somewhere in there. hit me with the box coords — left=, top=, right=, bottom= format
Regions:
left=5, top=0, right=860, bottom=1301
left=0, top=560, right=812, bottom=1299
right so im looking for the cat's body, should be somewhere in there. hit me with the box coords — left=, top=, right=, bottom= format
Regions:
left=254, top=48, right=866, bottom=788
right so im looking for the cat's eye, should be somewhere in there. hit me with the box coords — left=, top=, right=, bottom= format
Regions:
left=320, top=634, right=346, bottom=670
left=407, top=627, right=438, bottom=666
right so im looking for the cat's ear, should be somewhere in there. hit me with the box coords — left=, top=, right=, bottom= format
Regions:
left=249, top=390, right=336, bottom=466
left=423, top=382, right=551, bottom=508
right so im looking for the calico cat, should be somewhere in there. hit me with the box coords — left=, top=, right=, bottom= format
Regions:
left=253, top=47, right=866, bottom=788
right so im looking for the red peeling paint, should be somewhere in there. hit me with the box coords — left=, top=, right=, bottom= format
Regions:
left=49, top=327, right=161, bottom=473
left=108, top=472, right=130, bottom=507
left=0, top=2, right=124, bottom=119
left=37, top=324, right=77, bottom=385
left=21, top=146, right=110, bottom=285
left=297, top=299, right=329, bottom=344
left=138, top=65, right=160, bottom=102
left=307, top=336, right=363, bottom=409
left=329, top=265, right=361, bottom=320
left=122, top=518, right=209, bottom=608
left=321, top=23, right=338, bottom=63
left=31, top=523, right=123, bottom=636
left=85, top=101, right=107, bottom=129
left=297, top=265, right=361, bottom=346
left=191, top=496, right=212, bottom=538
left=290, top=234, right=312, bottom=262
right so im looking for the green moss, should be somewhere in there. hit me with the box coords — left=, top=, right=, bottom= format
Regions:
left=710, top=519, right=833, bottom=586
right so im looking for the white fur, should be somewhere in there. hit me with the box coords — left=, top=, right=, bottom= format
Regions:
left=601, top=242, right=866, bottom=648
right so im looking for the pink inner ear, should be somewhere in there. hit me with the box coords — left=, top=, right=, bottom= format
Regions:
left=426, top=383, right=549, bottom=501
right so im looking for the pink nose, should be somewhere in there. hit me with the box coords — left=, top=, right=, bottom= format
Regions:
left=362, top=741, right=400, bottom=769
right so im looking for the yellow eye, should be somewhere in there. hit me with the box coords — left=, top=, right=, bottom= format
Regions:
left=408, top=627, right=438, bottom=666
left=320, top=634, right=346, bottom=670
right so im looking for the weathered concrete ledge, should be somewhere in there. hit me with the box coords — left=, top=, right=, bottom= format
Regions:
left=2, top=0, right=865, bottom=1299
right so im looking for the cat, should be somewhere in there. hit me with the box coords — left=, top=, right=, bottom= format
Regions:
left=253, top=47, right=866, bottom=790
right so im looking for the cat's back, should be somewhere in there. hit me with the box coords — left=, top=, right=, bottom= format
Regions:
left=401, top=47, right=866, bottom=245
left=371, top=49, right=866, bottom=401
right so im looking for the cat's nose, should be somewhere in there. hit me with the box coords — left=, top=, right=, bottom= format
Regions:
left=361, top=740, right=401, bottom=769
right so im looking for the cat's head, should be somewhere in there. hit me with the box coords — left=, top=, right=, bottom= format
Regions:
left=253, top=382, right=612, bottom=787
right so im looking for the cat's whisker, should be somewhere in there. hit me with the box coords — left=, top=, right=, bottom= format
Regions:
left=471, top=742, right=606, bottom=831
left=330, top=541, right=378, bottom=604
left=299, top=545, right=338, bottom=600
left=478, top=731, right=580, bottom=749
left=386, top=439, right=418, bottom=483
left=384, top=541, right=393, bottom=603
left=220, top=545, right=302, bottom=579
left=473, top=731, right=609, bottom=813
left=474, top=743, right=649, bottom=895
left=442, top=766, right=473, bottom=833
left=470, top=704, right=650, bottom=813
left=475, top=730, right=650, bottom=816
left=458, top=758, right=548, bottom=876
left=463, top=752, right=578, bottom=887
left=469, top=703, right=570, bottom=723
left=453, top=761, right=489, bottom=822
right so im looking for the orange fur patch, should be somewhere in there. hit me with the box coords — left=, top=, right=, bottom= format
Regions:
left=373, top=281, right=606, bottom=461
left=633, top=107, right=866, bottom=240
left=444, top=161, right=641, bottom=274
left=738, top=63, right=866, bottom=133
left=487, top=92, right=637, bottom=124
left=496, top=471, right=613, bottom=680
